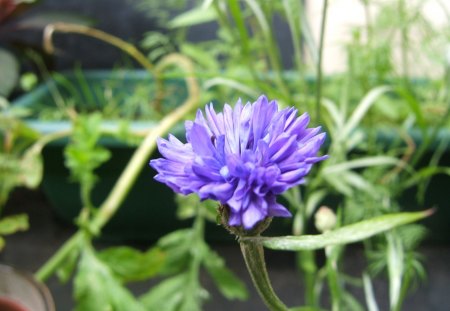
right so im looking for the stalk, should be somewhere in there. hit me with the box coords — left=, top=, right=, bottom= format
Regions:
left=298, top=250, right=318, bottom=307
left=315, top=0, right=329, bottom=123
left=282, top=0, right=304, bottom=80
left=240, top=238, right=289, bottom=311
left=36, top=53, right=200, bottom=281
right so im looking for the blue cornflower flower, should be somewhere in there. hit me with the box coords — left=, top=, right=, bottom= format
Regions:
left=150, top=95, right=327, bottom=230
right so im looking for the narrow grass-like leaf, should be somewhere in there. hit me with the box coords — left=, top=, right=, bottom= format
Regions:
left=321, top=98, right=344, bottom=132
left=363, top=272, right=380, bottom=311
left=251, top=210, right=432, bottom=251
left=169, top=6, right=217, bottom=28
left=387, top=233, right=404, bottom=310
left=323, top=156, right=402, bottom=175
left=340, top=86, right=392, bottom=140
left=204, top=77, right=259, bottom=97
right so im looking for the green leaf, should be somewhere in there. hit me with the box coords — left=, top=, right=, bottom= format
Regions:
left=323, top=156, right=403, bottom=175
left=0, top=214, right=29, bottom=235
left=180, top=43, right=220, bottom=71
left=74, top=246, right=145, bottom=311
left=139, top=274, right=188, bottom=311
left=20, top=148, right=43, bottom=189
left=340, top=86, right=392, bottom=140
left=56, top=245, right=80, bottom=284
left=64, top=113, right=111, bottom=201
left=157, top=229, right=194, bottom=275
left=203, top=248, right=248, bottom=300
left=254, top=210, right=432, bottom=251
left=169, top=6, right=217, bottom=28
left=363, top=272, right=380, bottom=311
left=0, top=48, right=19, bottom=98
left=98, top=246, right=165, bottom=283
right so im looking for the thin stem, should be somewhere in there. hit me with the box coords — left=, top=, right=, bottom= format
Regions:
left=36, top=53, right=200, bottom=281
left=239, top=239, right=289, bottom=311
left=282, top=0, right=304, bottom=80
left=42, top=23, right=165, bottom=111
left=297, top=250, right=318, bottom=307
left=227, top=0, right=258, bottom=83
left=246, top=0, right=290, bottom=101
left=398, top=0, right=409, bottom=80
left=43, top=23, right=154, bottom=74
left=90, top=53, right=199, bottom=231
left=325, top=246, right=341, bottom=311
left=315, top=0, right=329, bottom=123
left=36, top=231, right=84, bottom=282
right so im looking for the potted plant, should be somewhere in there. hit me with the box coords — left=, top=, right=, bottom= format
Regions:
left=2, top=0, right=447, bottom=309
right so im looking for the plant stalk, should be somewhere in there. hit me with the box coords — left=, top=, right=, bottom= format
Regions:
left=239, top=238, right=289, bottom=311
left=36, top=53, right=200, bottom=281
left=36, top=231, right=84, bottom=282
left=42, top=23, right=166, bottom=111
left=315, top=0, right=329, bottom=123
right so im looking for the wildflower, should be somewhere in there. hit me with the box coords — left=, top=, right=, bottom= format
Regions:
left=150, top=96, right=327, bottom=230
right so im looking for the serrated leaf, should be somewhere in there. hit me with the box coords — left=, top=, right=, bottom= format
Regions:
left=64, top=113, right=111, bottom=198
left=74, top=246, right=145, bottom=311
left=139, top=274, right=188, bottom=311
left=98, top=246, right=165, bottom=283
left=253, top=210, right=432, bottom=251
left=155, top=229, right=194, bottom=274
left=0, top=214, right=29, bottom=235
left=203, top=248, right=248, bottom=300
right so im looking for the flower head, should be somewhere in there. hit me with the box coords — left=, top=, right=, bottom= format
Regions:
left=150, top=96, right=327, bottom=230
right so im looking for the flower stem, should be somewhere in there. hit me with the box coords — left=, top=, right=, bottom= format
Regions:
left=315, top=0, right=329, bottom=123
left=239, top=239, right=289, bottom=311
left=297, top=250, right=318, bottom=307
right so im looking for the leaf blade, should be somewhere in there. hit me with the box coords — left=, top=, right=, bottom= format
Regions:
left=254, top=210, right=432, bottom=251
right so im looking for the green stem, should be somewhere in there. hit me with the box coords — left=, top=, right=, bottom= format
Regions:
left=325, top=246, right=341, bottom=311
left=36, top=53, right=200, bottom=281
left=246, top=0, right=290, bottom=101
left=398, top=0, right=409, bottom=80
left=239, top=239, right=289, bottom=311
left=42, top=22, right=166, bottom=112
left=227, top=0, right=258, bottom=83
left=297, top=250, right=318, bottom=307
left=315, top=0, right=329, bottom=123
left=282, top=0, right=304, bottom=81
left=36, top=231, right=84, bottom=282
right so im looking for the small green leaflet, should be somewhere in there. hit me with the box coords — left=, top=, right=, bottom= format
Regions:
left=247, top=210, right=432, bottom=251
